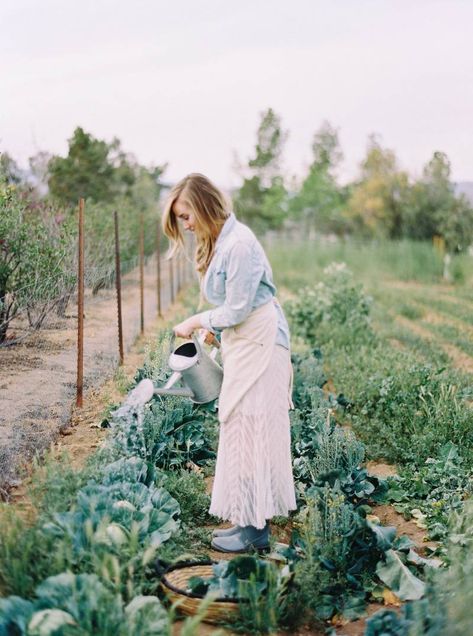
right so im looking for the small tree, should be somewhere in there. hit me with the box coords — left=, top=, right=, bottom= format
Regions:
left=0, top=152, right=23, bottom=185
left=0, top=185, right=75, bottom=343
left=344, top=135, right=409, bottom=239
left=290, top=121, right=346, bottom=235
left=233, top=108, right=289, bottom=233
left=48, top=127, right=137, bottom=205
left=404, top=152, right=473, bottom=251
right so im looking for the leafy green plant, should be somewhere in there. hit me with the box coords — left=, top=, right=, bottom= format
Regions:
left=351, top=364, right=473, bottom=466
left=104, top=395, right=217, bottom=472
left=0, top=506, right=72, bottom=597
left=162, top=469, right=214, bottom=526
left=143, top=401, right=217, bottom=470
left=42, top=478, right=180, bottom=558
left=188, top=556, right=274, bottom=599
left=386, top=442, right=473, bottom=541
left=0, top=185, right=76, bottom=344
left=364, top=608, right=410, bottom=636
left=187, top=556, right=289, bottom=634
left=0, top=572, right=171, bottom=635
left=285, top=262, right=373, bottom=346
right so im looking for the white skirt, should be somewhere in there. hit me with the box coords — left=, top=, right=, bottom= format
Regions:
left=209, top=344, right=297, bottom=529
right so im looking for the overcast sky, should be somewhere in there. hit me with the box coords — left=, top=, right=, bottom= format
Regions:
left=1, top=0, right=472, bottom=188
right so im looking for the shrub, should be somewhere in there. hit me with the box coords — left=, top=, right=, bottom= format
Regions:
left=285, top=262, right=373, bottom=347
left=0, top=185, right=76, bottom=343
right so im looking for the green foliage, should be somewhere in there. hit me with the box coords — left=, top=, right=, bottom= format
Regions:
left=247, top=108, right=287, bottom=182
left=351, top=364, right=473, bottom=466
left=187, top=556, right=287, bottom=634
left=0, top=506, right=70, bottom=598
left=365, top=501, right=473, bottom=635
left=285, top=262, right=373, bottom=346
left=43, top=478, right=180, bottom=559
left=397, top=302, right=424, bottom=320
left=286, top=488, right=383, bottom=623
left=162, top=470, right=213, bottom=525
left=28, top=451, right=94, bottom=515
left=0, top=572, right=170, bottom=636
left=47, top=127, right=166, bottom=208
left=376, top=549, right=425, bottom=601
left=386, top=442, right=473, bottom=541
left=345, top=134, right=410, bottom=239
left=0, top=185, right=76, bottom=342
left=48, top=127, right=118, bottom=204
left=233, top=108, right=289, bottom=232
left=0, top=151, right=23, bottom=185
left=106, top=398, right=217, bottom=471
left=364, top=608, right=410, bottom=635
left=404, top=151, right=473, bottom=252
left=289, top=121, right=348, bottom=235
left=343, top=142, right=473, bottom=249
left=188, top=556, right=275, bottom=599
left=234, top=559, right=285, bottom=635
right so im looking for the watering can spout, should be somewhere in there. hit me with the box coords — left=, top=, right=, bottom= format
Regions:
left=153, top=386, right=194, bottom=398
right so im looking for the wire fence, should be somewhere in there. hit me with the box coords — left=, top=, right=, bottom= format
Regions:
left=0, top=200, right=195, bottom=497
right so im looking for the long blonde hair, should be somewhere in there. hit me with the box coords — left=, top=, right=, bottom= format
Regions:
left=162, top=173, right=231, bottom=275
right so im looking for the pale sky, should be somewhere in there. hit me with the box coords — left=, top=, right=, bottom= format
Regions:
left=1, top=0, right=472, bottom=189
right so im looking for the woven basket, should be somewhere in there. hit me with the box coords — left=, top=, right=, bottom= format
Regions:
left=160, top=560, right=240, bottom=624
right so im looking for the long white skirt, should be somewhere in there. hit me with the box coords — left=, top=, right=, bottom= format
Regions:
left=209, top=344, right=297, bottom=529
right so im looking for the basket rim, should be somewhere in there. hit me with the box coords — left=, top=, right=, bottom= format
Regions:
left=160, top=559, right=242, bottom=604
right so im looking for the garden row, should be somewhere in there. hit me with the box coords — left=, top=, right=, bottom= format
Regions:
left=286, top=262, right=473, bottom=634
left=1, top=263, right=473, bottom=634
left=0, top=271, right=450, bottom=634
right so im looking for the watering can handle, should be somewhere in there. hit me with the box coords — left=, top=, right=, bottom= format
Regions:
left=193, top=331, right=221, bottom=350
left=171, top=330, right=219, bottom=355
left=192, top=332, right=204, bottom=356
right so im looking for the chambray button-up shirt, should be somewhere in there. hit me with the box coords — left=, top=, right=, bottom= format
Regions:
left=199, top=213, right=290, bottom=350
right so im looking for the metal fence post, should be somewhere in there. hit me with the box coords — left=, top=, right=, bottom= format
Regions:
left=76, top=198, right=85, bottom=408
left=156, top=220, right=162, bottom=317
left=139, top=213, right=144, bottom=334
left=114, top=210, right=124, bottom=365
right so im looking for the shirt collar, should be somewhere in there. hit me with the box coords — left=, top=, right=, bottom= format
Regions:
left=215, top=212, right=236, bottom=250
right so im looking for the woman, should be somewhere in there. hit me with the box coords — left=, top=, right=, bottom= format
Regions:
left=162, top=173, right=296, bottom=553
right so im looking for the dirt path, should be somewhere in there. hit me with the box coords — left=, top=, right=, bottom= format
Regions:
left=0, top=256, right=190, bottom=496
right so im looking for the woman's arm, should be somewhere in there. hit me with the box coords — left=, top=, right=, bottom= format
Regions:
left=200, top=240, right=263, bottom=331
left=173, top=240, right=263, bottom=337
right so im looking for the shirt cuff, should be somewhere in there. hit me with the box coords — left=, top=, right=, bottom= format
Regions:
left=199, top=310, right=215, bottom=332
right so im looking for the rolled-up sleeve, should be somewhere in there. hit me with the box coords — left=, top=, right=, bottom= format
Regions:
left=200, top=240, right=263, bottom=331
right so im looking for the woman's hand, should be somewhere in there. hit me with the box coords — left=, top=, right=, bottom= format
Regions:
left=173, top=314, right=202, bottom=339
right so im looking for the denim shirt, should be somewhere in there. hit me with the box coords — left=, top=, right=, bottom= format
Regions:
left=199, top=213, right=290, bottom=350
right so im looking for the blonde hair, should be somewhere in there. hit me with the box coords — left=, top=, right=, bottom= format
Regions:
left=162, top=173, right=231, bottom=275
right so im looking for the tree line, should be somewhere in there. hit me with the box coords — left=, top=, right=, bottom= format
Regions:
left=0, top=128, right=167, bottom=344
left=234, top=108, right=473, bottom=252
left=1, top=113, right=472, bottom=344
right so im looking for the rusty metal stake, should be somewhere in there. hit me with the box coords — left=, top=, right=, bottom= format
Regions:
left=114, top=210, right=124, bottom=365
left=156, top=220, right=162, bottom=317
left=139, top=213, right=144, bottom=334
left=76, top=198, right=85, bottom=408
left=177, top=250, right=182, bottom=293
left=169, top=255, right=175, bottom=304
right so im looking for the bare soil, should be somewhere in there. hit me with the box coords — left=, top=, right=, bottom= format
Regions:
left=0, top=257, right=181, bottom=497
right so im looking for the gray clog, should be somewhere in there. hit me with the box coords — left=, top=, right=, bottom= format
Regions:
left=212, top=525, right=241, bottom=538
left=211, top=523, right=270, bottom=553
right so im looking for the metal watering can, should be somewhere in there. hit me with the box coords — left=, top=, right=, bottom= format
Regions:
left=154, top=333, right=223, bottom=403
left=124, top=333, right=223, bottom=409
